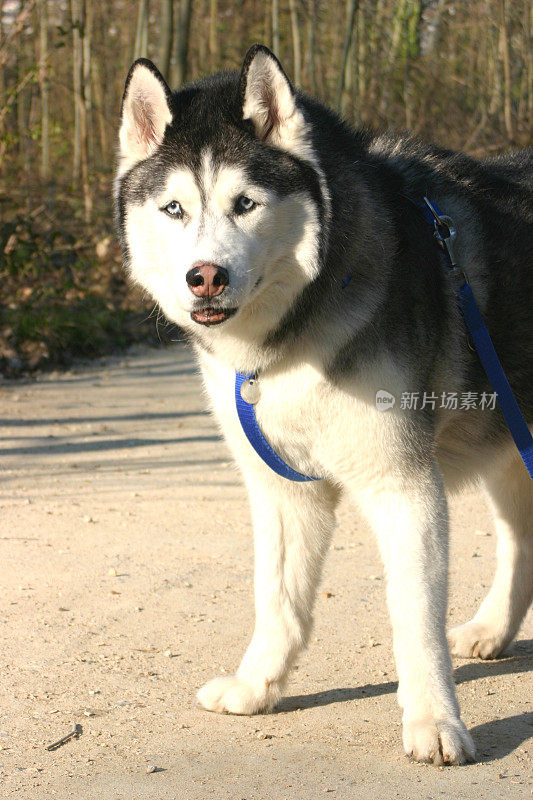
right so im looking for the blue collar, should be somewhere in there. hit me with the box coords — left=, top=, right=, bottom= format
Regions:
left=234, top=372, right=320, bottom=481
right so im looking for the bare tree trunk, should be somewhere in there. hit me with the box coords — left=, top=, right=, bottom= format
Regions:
left=71, top=0, right=92, bottom=222
left=16, top=49, right=28, bottom=176
left=209, top=0, right=218, bottom=70
left=289, top=0, right=301, bottom=86
left=196, top=0, right=207, bottom=75
left=420, top=0, right=445, bottom=56
left=340, top=0, right=356, bottom=116
left=39, top=0, right=49, bottom=181
left=91, top=57, right=107, bottom=162
left=0, top=7, right=4, bottom=110
left=517, top=48, right=527, bottom=125
left=159, top=0, right=174, bottom=79
left=264, top=0, right=271, bottom=51
left=71, top=0, right=81, bottom=180
left=379, top=0, right=407, bottom=116
left=0, top=0, right=37, bottom=69
left=306, top=0, right=316, bottom=94
left=83, top=0, right=93, bottom=165
left=134, top=0, right=149, bottom=60
left=499, top=0, right=514, bottom=140
left=489, top=21, right=502, bottom=116
left=352, top=4, right=360, bottom=123
left=142, top=2, right=149, bottom=55
left=172, top=0, right=193, bottom=86
left=314, top=2, right=327, bottom=98
left=395, top=0, right=422, bottom=130
left=272, top=0, right=280, bottom=57
left=356, top=2, right=366, bottom=118
left=367, top=0, right=384, bottom=110
left=335, top=0, right=359, bottom=111
left=526, top=3, right=533, bottom=135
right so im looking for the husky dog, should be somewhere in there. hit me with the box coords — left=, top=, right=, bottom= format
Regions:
left=116, top=44, right=533, bottom=765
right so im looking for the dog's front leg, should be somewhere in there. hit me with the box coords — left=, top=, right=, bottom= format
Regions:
left=197, top=474, right=340, bottom=715
left=357, top=465, right=476, bottom=765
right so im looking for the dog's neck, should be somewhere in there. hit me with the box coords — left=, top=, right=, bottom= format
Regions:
left=190, top=316, right=294, bottom=375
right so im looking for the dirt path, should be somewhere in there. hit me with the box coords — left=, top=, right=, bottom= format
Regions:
left=0, top=342, right=531, bottom=800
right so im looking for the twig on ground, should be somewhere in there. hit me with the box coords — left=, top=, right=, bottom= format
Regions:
left=45, top=722, right=81, bottom=751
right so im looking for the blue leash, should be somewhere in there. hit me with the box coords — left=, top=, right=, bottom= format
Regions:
left=235, top=198, right=533, bottom=481
left=422, top=197, right=533, bottom=480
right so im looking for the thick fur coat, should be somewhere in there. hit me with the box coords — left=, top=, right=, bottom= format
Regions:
left=116, top=45, right=533, bottom=765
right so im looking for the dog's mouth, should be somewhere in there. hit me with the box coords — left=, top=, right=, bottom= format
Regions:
left=190, top=307, right=238, bottom=326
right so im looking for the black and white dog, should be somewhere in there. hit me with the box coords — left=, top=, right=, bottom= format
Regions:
left=116, top=45, right=533, bottom=765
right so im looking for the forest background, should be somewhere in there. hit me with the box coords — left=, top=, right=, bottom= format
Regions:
left=1, top=0, right=531, bottom=373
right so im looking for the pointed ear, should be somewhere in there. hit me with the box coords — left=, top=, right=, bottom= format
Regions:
left=119, top=58, right=172, bottom=170
left=239, top=44, right=306, bottom=150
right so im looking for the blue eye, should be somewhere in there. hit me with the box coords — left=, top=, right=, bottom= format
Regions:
left=163, top=200, right=183, bottom=218
left=234, top=195, right=256, bottom=215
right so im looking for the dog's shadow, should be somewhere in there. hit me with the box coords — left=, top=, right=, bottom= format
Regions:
left=277, top=639, right=533, bottom=761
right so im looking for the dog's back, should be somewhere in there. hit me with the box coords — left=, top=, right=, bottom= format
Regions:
left=358, top=135, right=533, bottom=424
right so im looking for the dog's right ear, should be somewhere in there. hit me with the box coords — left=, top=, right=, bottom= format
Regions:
left=119, top=59, right=172, bottom=170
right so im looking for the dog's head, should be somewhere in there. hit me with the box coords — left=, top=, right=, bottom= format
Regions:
left=115, top=45, right=328, bottom=358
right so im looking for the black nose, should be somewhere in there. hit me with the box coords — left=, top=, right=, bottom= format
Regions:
left=186, top=263, right=229, bottom=298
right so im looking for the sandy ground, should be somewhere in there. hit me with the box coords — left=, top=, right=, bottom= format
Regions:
left=0, top=341, right=531, bottom=800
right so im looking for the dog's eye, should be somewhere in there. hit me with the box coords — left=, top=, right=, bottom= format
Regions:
left=162, top=200, right=184, bottom=218
left=234, top=195, right=256, bottom=215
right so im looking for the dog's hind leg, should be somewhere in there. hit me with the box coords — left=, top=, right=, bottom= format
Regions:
left=355, top=460, right=475, bottom=765
left=448, top=452, right=533, bottom=659
left=197, top=473, right=340, bottom=715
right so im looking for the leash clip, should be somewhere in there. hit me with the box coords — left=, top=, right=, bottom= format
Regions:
left=438, top=216, right=457, bottom=267
left=423, top=197, right=458, bottom=266
left=423, top=196, right=468, bottom=286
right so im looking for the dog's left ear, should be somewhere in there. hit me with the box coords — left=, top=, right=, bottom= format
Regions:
left=119, top=58, right=172, bottom=170
left=239, top=44, right=306, bottom=149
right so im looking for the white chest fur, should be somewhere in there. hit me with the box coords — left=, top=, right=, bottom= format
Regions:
left=198, top=351, right=327, bottom=478
left=196, top=349, right=397, bottom=485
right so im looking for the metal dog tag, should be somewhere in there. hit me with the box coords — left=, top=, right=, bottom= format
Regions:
left=240, top=377, right=260, bottom=404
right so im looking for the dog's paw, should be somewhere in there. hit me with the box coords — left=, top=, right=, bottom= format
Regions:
left=448, top=621, right=507, bottom=659
left=197, top=675, right=278, bottom=715
left=403, top=716, right=476, bottom=765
